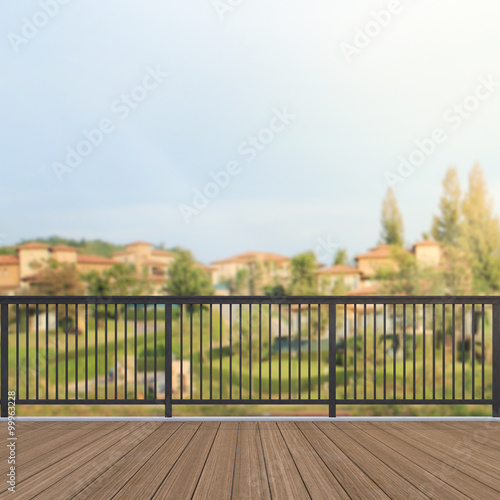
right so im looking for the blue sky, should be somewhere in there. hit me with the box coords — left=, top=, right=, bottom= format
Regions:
left=1, top=0, right=500, bottom=264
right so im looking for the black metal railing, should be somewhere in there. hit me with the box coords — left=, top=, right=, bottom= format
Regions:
left=1, top=296, right=499, bottom=417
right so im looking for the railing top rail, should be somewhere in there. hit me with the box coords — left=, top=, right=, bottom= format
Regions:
left=1, top=295, right=499, bottom=305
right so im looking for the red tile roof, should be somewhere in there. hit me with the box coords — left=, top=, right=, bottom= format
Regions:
left=16, top=242, right=49, bottom=250
left=0, top=255, right=18, bottom=264
left=316, top=265, right=360, bottom=276
left=126, top=241, right=153, bottom=247
left=77, top=255, right=115, bottom=265
left=212, top=251, right=290, bottom=265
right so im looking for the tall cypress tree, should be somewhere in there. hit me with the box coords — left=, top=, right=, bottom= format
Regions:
left=380, top=187, right=404, bottom=246
left=431, top=167, right=462, bottom=246
left=461, top=163, right=500, bottom=293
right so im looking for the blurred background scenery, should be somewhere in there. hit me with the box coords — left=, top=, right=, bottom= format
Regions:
left=2, top=1, right=500, bottom=416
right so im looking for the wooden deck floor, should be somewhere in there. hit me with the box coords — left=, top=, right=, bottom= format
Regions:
left=1, top=420, right=499, bottom=499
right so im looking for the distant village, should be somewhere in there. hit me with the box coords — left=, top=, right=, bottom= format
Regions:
left=0, top=239, right=442, bottom=296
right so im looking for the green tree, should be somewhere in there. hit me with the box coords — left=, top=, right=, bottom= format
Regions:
left=165, top=249, right=213, bottom=296
left=82, top=263, right=151, bottom=296
left=333, top=248, right=349, bottom=266
left=288, top=251, right=318, bottom=295
left=377, top=248, right=445, bottom=295
left=460, top=163, right=500, bottom=293
left=380, top=187, right=404, bottom=246
left=431, top=167, right=462, bottom=246
left=29, top=260, right=84, bottom=296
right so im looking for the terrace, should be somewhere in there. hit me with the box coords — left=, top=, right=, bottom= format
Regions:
left=1, top=296, right=499, bottom=498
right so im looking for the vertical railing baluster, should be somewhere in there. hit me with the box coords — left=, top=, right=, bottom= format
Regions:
left=16, top=305, right=19, bottom=399
left=229, top=305, right=232, bottom=400
left=269, top=304, right=271, bottom=399
left=482, top=304, right=485, bottom=401
left=432, top=303, right=435, bottom=401
left=124, top=304, right=128, bottom=400
left=180, top=304, right=183, bottom=400
left=75, top=304, right=78, bottom=400
left=134, top=304, right=137, bottom=401
left=364, top=304, right=367, bottom=400
left=318, top=304, right=321, bottom=400
left=36, top=303, right=39, bottom=401
left=344, top=304, right=347, bottom=400
left=442, top=304, right=445, bottom=400
left=279, top=304, right=282, bottom=400
left=65, top=304, right=68, bottom=400
left=383, top=304, right=386, bottom=401
left=26, top=305, right=29, bottom=401
left=403, top=304, right=406, bottom=400
left=492, top=303, right=500, bottom=417
left=472, top=304, right=475, bottom=400
left=373, top=304, right=376, bottom=400
left=220, top=304, right=223, bottom=400
left=393, top=304, right=396, bottom=400
left=94, top=304, right=97, bottom=400
left=85, top=303, right=88, bottom=401
left=165, top=303, right=172, bottom=418
left=452, top=304, right=455, bottom=401
left=104, top=303, right=108, bottom=400
left=200, top=304, right=203, bottom=401
left=46, top=304, right=49, bottom=400
left=329, top=303, right=336, bottom=418
left=239, top=304, right=242, bottom=400
left=144, top=305, right=147, bottom=400
left=288, top=304, right=291, bottom=400
left=413, top=304, right=416, bottom=400
left=259, top=304, right=262, bottom=400
left=210, top=304, right=213, bottom=401
left=153, top=304, right=157, bottom=401
left=308, top=304, right=311, bottom=400
left=423, top=304, right=426, bottom=401
left=298, top=304, right=301, bottom=400
left=354, top=304, right=357, bottom=400
left=249, top=304, right=252, bottom=400
left=462, top=304, right=465, bottom=400
left=1, top=304, right=9, bottom=417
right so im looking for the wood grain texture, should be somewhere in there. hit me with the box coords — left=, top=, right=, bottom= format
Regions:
left=0, top=420, right=498, bottom=499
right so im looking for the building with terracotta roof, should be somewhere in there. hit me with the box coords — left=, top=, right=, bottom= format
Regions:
left=211, top=251, right=291, bottom=294
left=316, top=265, right=361, bottom=293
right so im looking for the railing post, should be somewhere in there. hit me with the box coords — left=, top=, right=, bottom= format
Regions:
left=329, top=303, right=336, bottom=418
left=165, top=303, right=173, bottom=418
left=493, top=304, right=500, bottom=417
left=1, top=304, right=9, bottom=418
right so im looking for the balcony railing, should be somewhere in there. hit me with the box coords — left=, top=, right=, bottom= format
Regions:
left=1, top=296, right=499, bottom=417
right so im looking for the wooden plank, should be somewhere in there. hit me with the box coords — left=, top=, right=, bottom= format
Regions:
left=17, top=422, right=126, bottom=483
left=73, top=423, right=182, bottom=500
left=356, top=422, right=500, bottom=499
left=19, top=423, right=109, bottom=467
left=192, top=422, right=239, bottom=499
left=259, top=422, right=310, bottom=500
left=14, top=422, right=136, bottom=498
left=152, top=421, right=220, bottom=499
left=278, top=422, right=349, bottom=500
left=377, top=423, right=500, bottom=491
left=315, top=422, right=428, bottom=499
left=33, top=422, right=161, bottom=500
left=296, top=422, right=387, bottom=499
left=18, top=422, right=86, bottom=450
left=336, top=423, right=470, bottom=499
left=112, top=422, right=201, bottom=500
left=391, top=422, right=500, bottom=472
left=232, top=421, right=271, bottom=500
